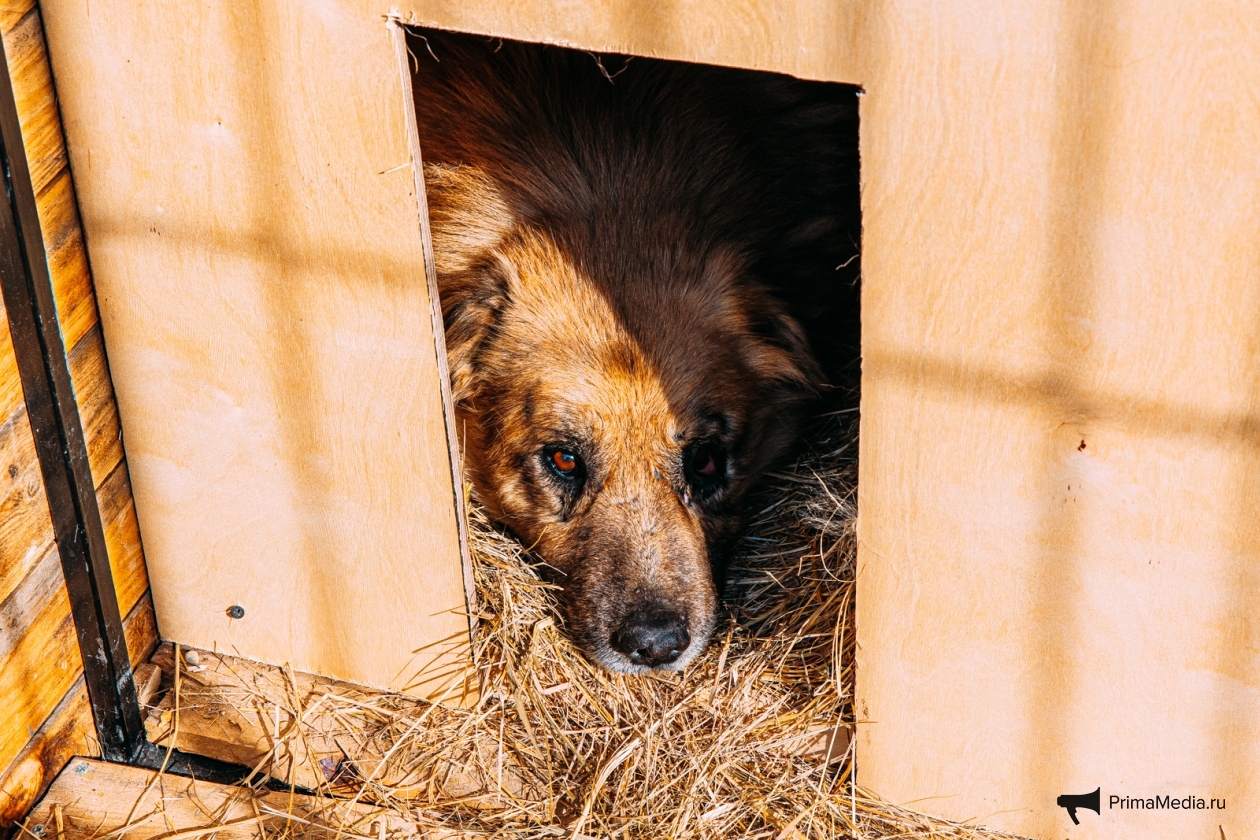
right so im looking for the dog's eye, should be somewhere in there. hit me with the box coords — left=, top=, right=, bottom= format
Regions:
left=546, top=448, right=584, bottom=481
left=684, top=441, right=727, bottom=493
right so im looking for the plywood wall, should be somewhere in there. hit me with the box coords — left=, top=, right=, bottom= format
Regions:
left=25, top=0, right=1260, bottom=836
left=393, top=2, right=1260, bottom=837
left=853, top=1, right=1260, bottom=838
left=0, top=0, right=155, bottom=824
left=40, top=1, right=473, bottom=698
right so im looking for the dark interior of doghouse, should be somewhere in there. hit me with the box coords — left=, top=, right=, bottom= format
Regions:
left=408, top=24, right=861, bottom=428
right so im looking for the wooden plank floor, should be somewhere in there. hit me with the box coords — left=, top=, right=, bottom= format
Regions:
left=140, top=644, right=529, bottom=807
left=21, top=758, right=460, bottom=840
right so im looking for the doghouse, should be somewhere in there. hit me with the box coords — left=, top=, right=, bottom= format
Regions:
left=0, top=2, right=1256, bottom=840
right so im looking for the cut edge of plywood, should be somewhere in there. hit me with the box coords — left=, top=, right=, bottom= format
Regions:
left=388, top=16, right=478, bottom=675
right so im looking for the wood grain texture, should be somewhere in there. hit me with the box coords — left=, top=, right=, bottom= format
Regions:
left=0, top=176, right=93, bottom=426
left=0, top=406, right=53, bottom=605
left=853, top=0, right=1260, bottom=837
left=0, top=595, right=155, bottom=827
left=0, top=331, right=142, bottom=612
left=0, top=550, right=102, bottom=788
left=0, top=0, right=153, bottom=820
left=392, top=0, right=866, bottom=84
left=0, top=681, right=92, bottom=827
left=40, top=0, right=473, bottom=697
left=67, top=326, right=127, bottom=492
left=0, top=292, right=21, bottom=421
left=22, top=757, right=465, bottom=840
left=39, top=169, right=99, bottom=358
left=0, top=470, right=153, bottom=779
left=6, top=8, right=64, bottom=194
left=0, top=1, right=34, bottom=46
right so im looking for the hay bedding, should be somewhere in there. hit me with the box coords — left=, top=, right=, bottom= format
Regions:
left=150, top=413, right=1032, bottom=840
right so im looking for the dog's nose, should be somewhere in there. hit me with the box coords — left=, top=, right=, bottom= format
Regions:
left=610, top=613, right=691, bottom=667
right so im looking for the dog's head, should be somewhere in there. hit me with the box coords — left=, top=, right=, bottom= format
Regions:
left=427, top=165, right=821, bottom=672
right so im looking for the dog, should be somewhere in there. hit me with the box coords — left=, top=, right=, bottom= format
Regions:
left=411, top=32, right=860, bottom=673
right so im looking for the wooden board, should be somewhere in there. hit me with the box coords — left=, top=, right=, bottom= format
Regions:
left=0, top=354, right=150, bottom=780
left=0, top=0, right=154, bottom=822
left=139, top=643, right=517, bottom=805
left=40, top=1, right=475, bottom=697
left=392, top=1, right=866, bottom=85
left=0, top=595, right=156, bottom=826
left=21, top=757, right=463, bottom=840
left=851, top=1, right=1260, bottom=838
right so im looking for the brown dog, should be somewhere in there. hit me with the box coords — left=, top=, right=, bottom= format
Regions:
left=412, top=32, right=859, bottom=673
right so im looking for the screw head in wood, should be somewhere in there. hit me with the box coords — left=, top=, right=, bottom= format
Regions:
left=227, top=604, right=245, bottom=619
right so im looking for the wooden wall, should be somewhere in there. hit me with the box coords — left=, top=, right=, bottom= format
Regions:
left=0, top=0, right=155, bottom=825
left=8, top=1, right=1256, bottom=837
left=392, top=3, right=1260, bottom=837
left=854, top=2, right=1259, bottom=837
left=39, top=1, right=473, bottom=698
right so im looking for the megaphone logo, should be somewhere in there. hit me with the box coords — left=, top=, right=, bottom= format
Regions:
left=1057, top=787, right=1101, bottom=825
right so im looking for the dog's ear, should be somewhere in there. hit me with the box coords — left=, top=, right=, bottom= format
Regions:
left=743, top=297, right=826, bottom=396
left=424, top=164, right=515, bottom=403
left=424, top=164, right=514, bottom=276
left=699, top=248, right=825, bottom=398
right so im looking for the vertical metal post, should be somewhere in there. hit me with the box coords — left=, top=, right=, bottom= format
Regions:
left=0, top=32, right=146, bottom=762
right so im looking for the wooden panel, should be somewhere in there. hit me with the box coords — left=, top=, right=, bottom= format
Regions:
left=68, top=326, right=127, bottom=490
left=98, top=461, right=150, bottom=616
left=0, top=1, right=34, bottom=37
left=121, top=591, right=160, bottom=666
left=0, top=0, right=154, bottom=824
left=0, top=681, right=92, bottom=827
left=0, top=279, right=21, bottom=421
left=0, top=7, right=94, bottom=419
left=392, top=0, right=867, bottom=84
left=0, top=172, right=97, bottom=427
left=0, top=466, right=151, bottom=778
left=6, top=7, right=65, bottom=194
left=0, top=595, right=156, bottom=827
left=855, top=0, right=1260, bottom=838
left=22, top=757, right=464, bottom=840
left=0, top=546, right=85, bottom=779
left=41, top=0, right=473, bottom=696
left=39, top=169, right=99, bottom=357
left=0, top=331, right=138, bottom=610
left=0, top=406, right=53, bottom=604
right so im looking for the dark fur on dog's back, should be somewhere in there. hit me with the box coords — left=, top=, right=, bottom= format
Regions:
left=411, top=31, right=859, bottom=672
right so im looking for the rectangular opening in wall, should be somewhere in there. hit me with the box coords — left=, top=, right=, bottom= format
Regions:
left=404, top=24, right=863, bottom=830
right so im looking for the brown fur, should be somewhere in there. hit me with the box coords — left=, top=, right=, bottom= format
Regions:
left=412, top=32, right=859, bottom=672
